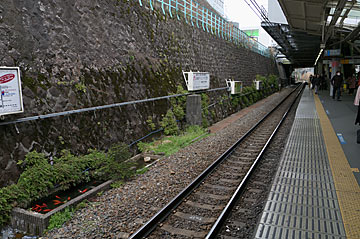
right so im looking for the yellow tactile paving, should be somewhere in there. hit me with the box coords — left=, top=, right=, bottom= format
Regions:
left=351, top=168, right=360, bottom=173
left=314, top=93, right=360, bottom=239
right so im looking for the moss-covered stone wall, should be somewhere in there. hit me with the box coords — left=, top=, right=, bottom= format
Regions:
left=0, top=0, right=278, bottom=186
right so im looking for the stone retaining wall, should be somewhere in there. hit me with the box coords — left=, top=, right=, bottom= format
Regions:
left=0, top=0, right=278, bottom=186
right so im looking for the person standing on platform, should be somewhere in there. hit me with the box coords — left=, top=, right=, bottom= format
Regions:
left=313, top=74, right=320, bottom=94
left=331, top=71, right=343, bottom=101
left=309, top=75, right=313, bottom=89
left=348, top=74, right=356, bottom=95
left=354, top=86, right=360, bottom=143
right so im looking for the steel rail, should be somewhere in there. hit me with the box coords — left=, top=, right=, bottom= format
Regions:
left=128, top=83, right=303, bottom=239
left=205, top=83, right=305, bottom=238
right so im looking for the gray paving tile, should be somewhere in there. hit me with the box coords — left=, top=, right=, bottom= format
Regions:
left=254, top=88, right=346, bottom=238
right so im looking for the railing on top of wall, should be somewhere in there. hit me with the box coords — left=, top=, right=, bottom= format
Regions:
left=137, top=0, right=271, bottom=57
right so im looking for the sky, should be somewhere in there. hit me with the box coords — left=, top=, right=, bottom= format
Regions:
left=224, top=0, right=268, bottom=28
left=223, top=0, right=272, bottom=46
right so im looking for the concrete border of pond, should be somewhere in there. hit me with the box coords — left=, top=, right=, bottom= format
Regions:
left=10, top=180, right=113, bottom=235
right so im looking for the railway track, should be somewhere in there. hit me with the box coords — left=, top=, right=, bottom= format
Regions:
left=129, top=84, right=305, bottom=239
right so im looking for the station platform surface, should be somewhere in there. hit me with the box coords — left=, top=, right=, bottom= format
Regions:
left=255, top=86, right=360, bottom=239
left=318, top=88, right=360, bottom=184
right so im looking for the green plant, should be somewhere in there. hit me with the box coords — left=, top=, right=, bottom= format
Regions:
left=160, top=110, right=179, bottom=135
left=0, top=144, right=133, bottom=228
left=268, top=74, right=279, bottom=90
left=58, top=136, right=65, bottom=145
left=201, top=93, right=210, bottom=128
left=136, top=141, right=148, bottom=154
left=75, top=82, right=86, bottom=93
left=230, top=95, right=241, bottom=108
left=242, top=95, right=250, bottom=107
left=96, top=144, right=135, bottom=180
left=136, top=167, right=149, bottom=175
left=171, top=103, right=185, bottom=121
left=156, top=85, right=188, bottom=135
left=0, top=185, right=18, bottom=226
left=47, top=207, right=74, bottom=231
left=146, top=116, right=156, bottom=131
left=169, top=85, right=187, bottom=121
left=137, top=126, right=208, bottom=156
left=256, top=74, right=267, bottom=82
left=110, top=180, right=124, bottom=188
left=75, top=199, right=89, bottom=210
left=211, top=110, right=216, bottom=119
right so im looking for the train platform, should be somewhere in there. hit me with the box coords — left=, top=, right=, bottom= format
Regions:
left=255, top=86, right=360, bottom=239
left=318, top=89, right=360, bottom=184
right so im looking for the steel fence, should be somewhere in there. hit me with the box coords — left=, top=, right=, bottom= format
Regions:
left=137, top=0, right=270, bottom=57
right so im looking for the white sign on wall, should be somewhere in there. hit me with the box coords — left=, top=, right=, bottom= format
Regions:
left=0, top=67, right=24, bottom=116
left=226, top=79, right=243, bottom=95
left=183, top=71, right=210, bottom=91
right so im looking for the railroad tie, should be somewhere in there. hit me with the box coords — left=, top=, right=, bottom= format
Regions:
left=160, top=224, right=207, bottom=238
left=185, top=200, right=224, bottom=210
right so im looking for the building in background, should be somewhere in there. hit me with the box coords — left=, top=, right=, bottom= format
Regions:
left=229, top=21, right=239, bottom=29
left=241, top=26, right=269, bottom=47
left=206, top=0, right=225, bottom=16
left=243, top=29, right=260, bottom=41
left=267, top=0, right=287, bottom=24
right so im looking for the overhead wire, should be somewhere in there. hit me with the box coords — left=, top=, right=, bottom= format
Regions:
left=242, top=0, right=263, bottom=21
left=242, top=0, right=294, bottom=62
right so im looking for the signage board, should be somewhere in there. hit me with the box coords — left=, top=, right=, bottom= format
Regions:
left=0, top=67, right=24, bottom=116
left=324, top=49, right=341, bottom=56
left=183, top=71, right=210, bottom=91
left=226, top=79, right=242, bottom=94
left=340, top=58, right=360, bottom=64
left=254, top=80, right=263, bottom=90
left=231, top=81, right=242, bottom=94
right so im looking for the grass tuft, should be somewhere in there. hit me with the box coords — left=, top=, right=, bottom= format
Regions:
left=137, top=126, right=208, bottom=156
left=47, top=207, right=74, bottom=231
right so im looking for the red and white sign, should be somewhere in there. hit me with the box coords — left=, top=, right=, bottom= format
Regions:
left=0, top=74, right=15, bottom=84
left=0, top=67, right=24, bottom=116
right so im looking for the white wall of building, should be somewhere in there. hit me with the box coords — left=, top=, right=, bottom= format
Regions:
left=240, top=26, right=270, bottom=47
left=268, top=0, right=287, bottom=24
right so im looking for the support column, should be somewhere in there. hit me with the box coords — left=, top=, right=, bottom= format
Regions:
left=186, top=94, right=202, bottom=126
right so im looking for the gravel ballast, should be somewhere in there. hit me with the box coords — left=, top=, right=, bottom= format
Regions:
left=43, top=88, right=295, bottom=239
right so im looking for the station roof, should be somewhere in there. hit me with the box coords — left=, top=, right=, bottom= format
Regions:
left=263, top=0, right=360, bottom=67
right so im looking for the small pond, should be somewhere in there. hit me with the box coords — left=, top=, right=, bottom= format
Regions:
left=1, top=154, right=159, bottom=238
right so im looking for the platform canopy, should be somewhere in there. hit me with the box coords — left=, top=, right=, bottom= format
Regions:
left=263, top=0, right=360, bottom=67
